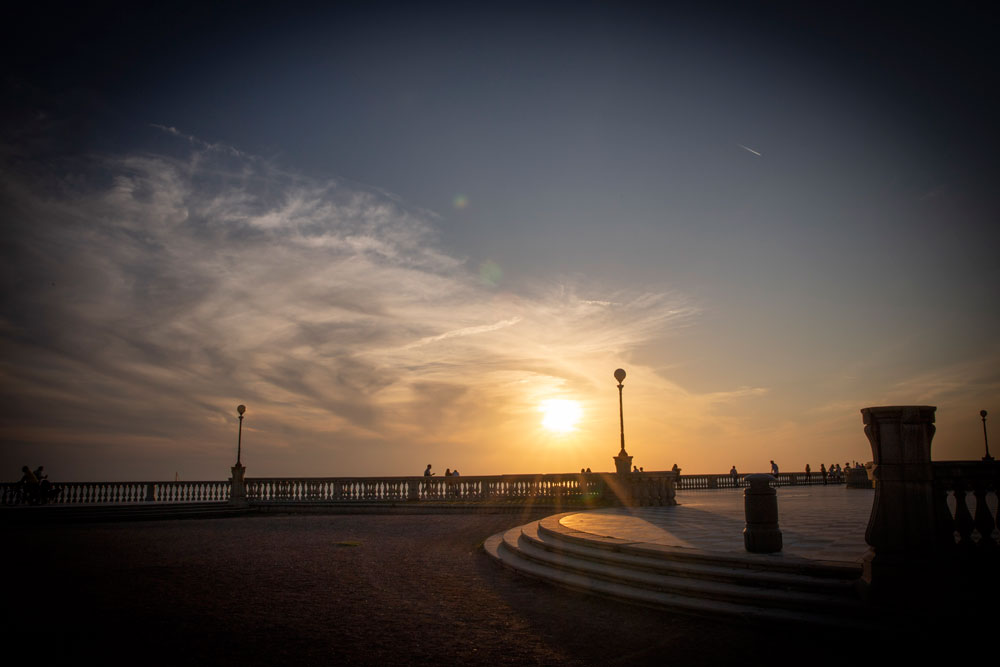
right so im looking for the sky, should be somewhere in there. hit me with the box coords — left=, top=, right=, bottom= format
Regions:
left=2, top=1, right=998, bottom=481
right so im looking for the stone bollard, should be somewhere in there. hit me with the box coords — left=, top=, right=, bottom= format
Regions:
left=744, top=473, right=782, bottom=553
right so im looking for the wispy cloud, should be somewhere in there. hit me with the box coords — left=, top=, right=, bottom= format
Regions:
left=0, top=134, right=707, bottom=478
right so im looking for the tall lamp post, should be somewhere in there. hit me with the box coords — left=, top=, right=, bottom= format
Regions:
left=982, top=410, right=993, bottom=461
left=613, top=368, right=633, bottom=474
left=230, top=404, right=248, bottom=507
left=236, top=404, right=246, bottom=465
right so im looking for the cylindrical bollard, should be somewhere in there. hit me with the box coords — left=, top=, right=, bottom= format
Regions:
left=744, top=473, right=782, bottom=553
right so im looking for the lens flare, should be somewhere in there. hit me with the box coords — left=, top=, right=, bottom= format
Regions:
left=452, top=194, right=468, bottom=209
left=479, top=260, right=502, bottom=286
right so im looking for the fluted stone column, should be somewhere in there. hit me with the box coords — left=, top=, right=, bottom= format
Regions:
left=229, top=462, right=248, bottom=508
left=860, top=406, right=936, bottom=598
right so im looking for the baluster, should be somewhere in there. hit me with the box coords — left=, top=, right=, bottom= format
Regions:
left=952, top=480, right=975, bottom=551
left=973, top=484, right=997, bottom=551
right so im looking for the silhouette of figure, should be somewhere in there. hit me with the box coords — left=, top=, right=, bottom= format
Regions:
left=671, top=463, right=680, bottom=474
left=444, top=468, right=452, bottom=477
left=804, top=463, right=811, bottom=483
left=770, top=460, right=779, bottom=475
left=18, top=465, right=40, bottom=504
left=821, top=463, right=827, bottom=484
left=730, top=465, right=739, bottom=487
left=632, top=465, right=640, bottom=473
left=424, top=464, right=433, bottom=477
left=585, top=467, right=592, bottom=474
left=452, top=469, right=460, bottom=476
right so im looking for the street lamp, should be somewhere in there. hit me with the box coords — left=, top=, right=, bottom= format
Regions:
left=982, top=410, right=993, bottom=461
left=615, top=368, right=627, bottom=453
left=236, top=404, right=246, bottom=465
left=613, top=368, right=633, bottom=474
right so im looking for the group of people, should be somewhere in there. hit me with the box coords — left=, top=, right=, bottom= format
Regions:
left=720, top=460, right=866, bottom=487
left=15, top=465, right=61, bottom=504
left=422, top=464, right=461, bottom=477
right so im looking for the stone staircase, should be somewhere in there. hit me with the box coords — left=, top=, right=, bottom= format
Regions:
left=484, top=512, right=868, bottom=627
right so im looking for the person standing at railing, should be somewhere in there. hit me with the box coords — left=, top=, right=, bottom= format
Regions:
left=730, top=465, right=739, bottom=487
left=770, top=460, right=779, bottom=476
left=804, top=463, right=811, bottom=483
left=820, top=463, right=827, bottom=484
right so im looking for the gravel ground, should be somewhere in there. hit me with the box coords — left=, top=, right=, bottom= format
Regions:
left=6, top=512, right=923, bottom=666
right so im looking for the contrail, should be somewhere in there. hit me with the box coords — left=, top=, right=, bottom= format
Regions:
left=738, top=144, right=762, bottom=157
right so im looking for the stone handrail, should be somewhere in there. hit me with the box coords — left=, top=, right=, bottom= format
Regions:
left=0, top=471, right=676, bottom=508
left=245, top=472, right=675, bottom=507
left=931, top=460, right=1000, bottom=553
left=1, top=480, right=231, bottom=505
left=676, top=472, right=839, bottom=489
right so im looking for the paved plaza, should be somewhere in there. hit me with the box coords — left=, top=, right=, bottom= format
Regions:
left=564, top=485, right=874, bottom=563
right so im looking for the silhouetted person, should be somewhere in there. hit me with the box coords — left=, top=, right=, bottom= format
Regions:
left=585, top=467, right=592, bottom=474
left=770, top=460, right=779, bottom=475
left=18, top=465, right=40, bottom=504
left=633, top=465, right=640, bottom=473
left=671, top=463, right=680, bottom=474
left=804, top=463, right=811, bottom=483
left=445, top=468, right=452, bottom=477
left=424, top=464, right=434, bottom=477
left=730, top=465, right=739, bottom=487
left=820, top=463, right=827, bottom=484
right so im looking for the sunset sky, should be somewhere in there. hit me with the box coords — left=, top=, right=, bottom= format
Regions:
left=2, top=2, right=998, bottom=480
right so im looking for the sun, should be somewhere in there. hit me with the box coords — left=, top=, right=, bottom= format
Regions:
left=540, top=399, right=583, bottom=433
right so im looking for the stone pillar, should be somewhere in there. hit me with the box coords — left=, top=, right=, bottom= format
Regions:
left=744, top=474, right=782, bottom=553
left=229, top=463, right=248, bottom=508
left=613, top=450, right=633, bottom=475
left=859, top=406, right=937, bottom=598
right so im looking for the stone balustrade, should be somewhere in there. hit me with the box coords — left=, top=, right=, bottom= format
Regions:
left=676, top=471, right=835, bottom=490
left=246, top=472, right=676, bottom=507
left=1, top=472, right=678, bottom=507
left=932, top=461, right=1000, bottom=553
left=0, top=480, right=231, bottom=505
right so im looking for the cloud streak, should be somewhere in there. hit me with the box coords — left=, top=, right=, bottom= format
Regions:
left=0, top=136, right=706, bottom=479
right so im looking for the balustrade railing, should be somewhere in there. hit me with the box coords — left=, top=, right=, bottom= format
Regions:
left=246, top=473, right=616, bottom=504
left=932, top=461, right=1000, bottom=554
left=1, top=480, right=231, bottom=505
left=676, top=472, right=838, bottom=490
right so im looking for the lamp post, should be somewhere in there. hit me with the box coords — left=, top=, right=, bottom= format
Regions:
left=230, top=404, right=248, bottom=507
left=236, top=404, right=246, bottom=465
left=982, top=410, right=993, bottom=461
left=613, top=368, right=633, bottom=474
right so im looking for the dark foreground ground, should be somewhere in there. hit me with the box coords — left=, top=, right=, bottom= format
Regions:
left=4, top=511, right=963, bottom=666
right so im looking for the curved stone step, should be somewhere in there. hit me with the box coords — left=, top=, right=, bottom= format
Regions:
left=506, top=526, right=864, bottom=616
left=520, top=520, right=856, bottom=596
left=484, top=529, right=868, bottom=628
left=536, top=513, right=862, bottom=580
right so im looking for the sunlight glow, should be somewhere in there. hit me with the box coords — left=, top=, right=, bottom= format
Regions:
left=540, top=399, right=583, bottom=433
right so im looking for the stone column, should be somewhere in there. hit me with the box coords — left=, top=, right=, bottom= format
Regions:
left=229, top=463, right=248, bottom=508
left=613, top=450, right=633, bottom=475
left=859, top=406, right=937, bottom=598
